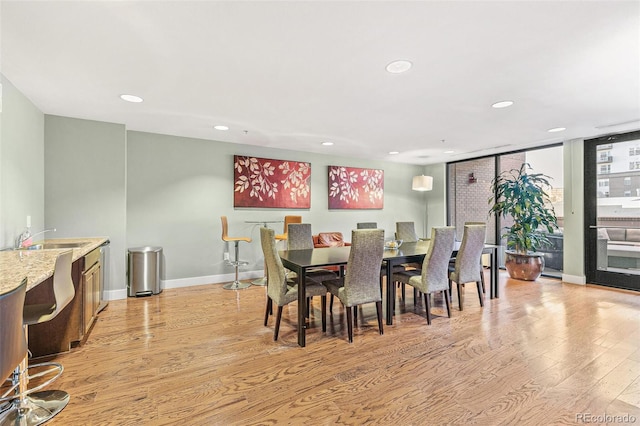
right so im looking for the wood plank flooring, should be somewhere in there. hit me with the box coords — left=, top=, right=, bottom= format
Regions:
left=10, top=273, right=640, bottom=425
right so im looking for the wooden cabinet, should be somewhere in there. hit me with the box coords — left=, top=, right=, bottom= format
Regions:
left=27, top=247, right=104, bottom=357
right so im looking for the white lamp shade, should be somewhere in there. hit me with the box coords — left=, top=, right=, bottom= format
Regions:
left=412, top=175, right=433, bottom=191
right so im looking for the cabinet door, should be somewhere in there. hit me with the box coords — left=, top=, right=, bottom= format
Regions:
left=83, top=263, right=100, bottom=335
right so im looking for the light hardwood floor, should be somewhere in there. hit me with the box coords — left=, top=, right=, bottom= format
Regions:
left=11, top=273, right=640, bottom=425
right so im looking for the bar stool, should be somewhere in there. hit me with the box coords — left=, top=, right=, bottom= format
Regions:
left=0, top=278, right=28, bottom=417
left=221, top=216, right=252, bottom=290
left=1, top=250, right=74, bottom=426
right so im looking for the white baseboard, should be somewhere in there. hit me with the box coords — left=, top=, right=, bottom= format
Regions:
left=105, top=270, right=264, bottom=300
left=105, top=288, right=128, bottom=301
left=562, top=273, right=586, bottom=285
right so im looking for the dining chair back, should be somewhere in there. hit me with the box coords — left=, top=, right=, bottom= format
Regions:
left=287, top=223, right=314, bottom=250
left=395, top=222, right=419, bottom=242
left=287, top=223, right=339, bottom=287
left=419, top=227, right=456, bottom=294
left=275, top=215, right=302, bottom=241
left=356, top=222, right=377, bottom=229
left=260, top=227, right=327, bottom=340
left=449, top=224, right=486, bottom=310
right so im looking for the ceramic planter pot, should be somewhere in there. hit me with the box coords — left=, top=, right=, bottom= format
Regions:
left=505, top=251, right=544, bottom=281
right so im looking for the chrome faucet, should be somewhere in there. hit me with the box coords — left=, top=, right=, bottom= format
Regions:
left=15, top=228, right=56, bottom=249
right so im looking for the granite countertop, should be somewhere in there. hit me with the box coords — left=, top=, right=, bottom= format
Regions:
left=0, top=237, right=108, bottom=294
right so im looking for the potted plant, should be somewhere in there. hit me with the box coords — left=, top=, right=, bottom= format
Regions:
left=489, top=163, right=559, bottom=280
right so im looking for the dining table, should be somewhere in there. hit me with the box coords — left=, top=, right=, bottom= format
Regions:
left=279, top=240, right=499, bottom=347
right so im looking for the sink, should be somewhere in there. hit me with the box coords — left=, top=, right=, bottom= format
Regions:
left=42, top=242, right=90, bottom=249
left=19, top=242, right=90, bottom=250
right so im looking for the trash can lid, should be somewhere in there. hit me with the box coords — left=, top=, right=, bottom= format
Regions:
left=128, top=246, right=163, bottom=253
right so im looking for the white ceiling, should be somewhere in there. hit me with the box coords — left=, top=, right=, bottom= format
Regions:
left=1, top=1, right=639, bottom=165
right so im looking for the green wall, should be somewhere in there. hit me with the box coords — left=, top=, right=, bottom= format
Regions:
left=126, top=131, right=426, bottom=283
left=0, top=75, right=45, bottom=249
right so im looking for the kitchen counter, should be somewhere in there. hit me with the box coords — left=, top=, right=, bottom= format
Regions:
left=0, top=237, right=108, bottom=294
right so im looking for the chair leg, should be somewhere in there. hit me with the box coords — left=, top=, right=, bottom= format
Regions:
left=264, top=297, right=272, bottom=326
left=354, top=306, right=358, bottom=325
left=346, top=306, right=354, bottom=343
left=457, top=282, right=463, bottom=311
left=329, top=294, right=334, bottom=313
left=274, top=306, right=283, bottom=341
left=480, top=265, right=486, bottom=294
left=423, top=292, right=432, bottom=325
left=321, top=296, right=327, bottom=332
left=444, top=290, right=451, bottom=318
left=401, top=282, right=406, bottom=301
left=477, top=281, right=484, bottom=307
left=376, top=301, right=384, bottom=335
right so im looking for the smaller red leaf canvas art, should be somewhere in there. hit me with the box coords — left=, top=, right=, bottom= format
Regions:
left=328, top=166, right=384, bottom=209
left=234, top=155, right=311, bottom=208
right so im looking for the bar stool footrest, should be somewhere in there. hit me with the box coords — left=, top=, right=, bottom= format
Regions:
left=222, top=281, right=252, bottom=290
left=0, top=390, right=69, bottom=426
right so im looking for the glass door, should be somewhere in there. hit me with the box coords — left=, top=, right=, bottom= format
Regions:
left=585, top=131, right=640, bottom=291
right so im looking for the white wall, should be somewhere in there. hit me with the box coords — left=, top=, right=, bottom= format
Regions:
left=0, top=75, right=45, bottom=249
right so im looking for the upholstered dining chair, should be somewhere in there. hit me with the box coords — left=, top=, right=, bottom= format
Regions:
left=275, top=215, right=302, bottom=241
left=323, top=229, right=385, bottom=343
left=451, top=221, right=487, bottom=293
left=261, top=227, right=327, bottom=341
left=394, top=221, right=422, bottom=277
left=287, top=223, right=338, bottom=282
left=449, top=224, right=486, bottom=310
left=395, top=222, right=419, bottom=243
left=393, top=227, right=456, bottom=324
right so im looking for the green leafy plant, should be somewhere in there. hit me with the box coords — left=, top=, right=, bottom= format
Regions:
left=489, top=163, right=558, bottom=254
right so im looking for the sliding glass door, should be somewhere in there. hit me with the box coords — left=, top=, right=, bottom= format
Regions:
left=585, top=131, right=640, bottom=291
left=447, top=144, right=563, bottom=278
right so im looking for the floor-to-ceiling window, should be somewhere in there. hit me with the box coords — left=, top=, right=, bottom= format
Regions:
left=448, top=144, right=564, bottom=278
left=585, top=130, right=640, bottom=291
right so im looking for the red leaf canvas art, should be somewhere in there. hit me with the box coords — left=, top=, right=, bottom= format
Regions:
left=328, top=166, right=384, bottom=209
left=234, top=156, right=311, bottom=208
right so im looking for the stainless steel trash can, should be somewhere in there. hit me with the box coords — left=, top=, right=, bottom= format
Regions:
left=127, top=246, right=162, bottom=297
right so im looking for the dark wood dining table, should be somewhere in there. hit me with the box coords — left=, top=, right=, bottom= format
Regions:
left=279, top=241, right=499, bottom=347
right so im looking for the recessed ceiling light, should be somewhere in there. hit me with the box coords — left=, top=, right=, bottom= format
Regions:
left=321, top=142, right=334, bottom=146
left=120, top=94, right=143, bottom=103
left=214, top=125, right=229, bottom=131
left=492, top=100, right=514, bottom=109
left=386, top=60, right=412, bottom=74
left=388, top=151, right=399, bottom=155
left=548, top=127, right=566, bottom=133
left=444, top=150, right=455, bottom=154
